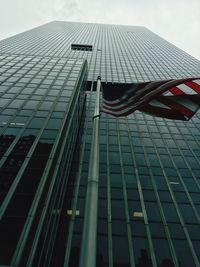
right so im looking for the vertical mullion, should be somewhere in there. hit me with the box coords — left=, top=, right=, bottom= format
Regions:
left=161, top=122, right=200, bottom=266
left=136, top=118, right=180, bottom=267
left=64, top=84, right=93, bottom=267
left=172, top=121, right=200, bottom=223
left=116, top=119, right=136, bottom=267
left=144, top=116, right=200, bottom=267
left=106, top=115, right=113, bottom=267
left=0, top=55, right=72, bottom=216
left=125, top=117, right=157, bottom=267
left=10, top=60, right=87, bottom=266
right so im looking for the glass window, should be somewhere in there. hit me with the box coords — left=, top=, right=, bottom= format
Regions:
left=145, top=202, right=162, bottom=222
left=112, top=236, right=130, bottom=267
left=133, top=237, right=152, bottom=267
left=28, top=117, right=46, bottom=129
left=131, top=220, right=146, bottom=237
left=46, top=118, right=62, bottom=130
left=142, top=190, right=157, bottom=202
left=96, top=235, right=108, bottom=266
left=40, top=129, right=58, bottom=140
left=111, top=199, right=125, bottom=220
left=24, top=100, right=39, bottom=109
left=173, top=239, right=196, bottom=267
left=111, top=188, right=123, bottom=200
left=0, top=98, right=10, bottom=108
left=153, top=238, right=174, bottom=267
left=98, top=199, right=107, bottom=219
left=168, top=223, right=185, bottom=239
left=162, top=203, right=179, bottom=222
left=112, top=220, right=127, bottom=236
left=178, top=204, right=198, bottom=224
left=39, top=101, right=54, bottom=111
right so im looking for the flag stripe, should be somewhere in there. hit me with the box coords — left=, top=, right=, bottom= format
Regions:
left=156, top=96, right=195, bottom=118
left=103, top=81, right=172, bottom=110
left=140, top=95, right=198, bottom=120
left=185, top=80, right=200, bottom=94
left=103, top=78, right=197, bottom=107
left=176, top=83, right=197, bottom=95
left=102, top=77, right=200, bottom=120
left=169, top=86, right=185, bottom=95
left=194, top=80, right=200, bottom=86
left=139, top=103, right=188, bottom=120
left=147, top=99, right=171, bottom=109
left=103, top=79, right=199, bottom=112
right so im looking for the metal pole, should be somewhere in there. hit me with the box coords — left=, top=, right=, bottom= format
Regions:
left=79, top=76, right=101, bottom=267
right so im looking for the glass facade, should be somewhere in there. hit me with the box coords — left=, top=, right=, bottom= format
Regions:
left=0, top=21, right=200, bottom=267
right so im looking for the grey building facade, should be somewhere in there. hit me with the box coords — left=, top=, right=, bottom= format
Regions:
left=0, top=21, right=200, bottom=267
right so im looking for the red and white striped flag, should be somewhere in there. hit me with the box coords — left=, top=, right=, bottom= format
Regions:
left=102, top=78, right=200, bottom=120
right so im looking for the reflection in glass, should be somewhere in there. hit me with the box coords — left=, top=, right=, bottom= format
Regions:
left=136, top=249, right=153, bottom=267
left=133, top=237, right=152, bottom=267
left=0, top=135, right=53, bottom=264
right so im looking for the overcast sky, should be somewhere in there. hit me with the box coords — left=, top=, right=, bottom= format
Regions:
left=0, top=0, right=200, bottom=60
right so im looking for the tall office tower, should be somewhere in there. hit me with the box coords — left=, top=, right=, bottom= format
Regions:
left=0, top=21, right=200, bottom=267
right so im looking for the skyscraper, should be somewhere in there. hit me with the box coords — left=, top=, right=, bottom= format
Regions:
left=0, top=21, right=200, bottom=267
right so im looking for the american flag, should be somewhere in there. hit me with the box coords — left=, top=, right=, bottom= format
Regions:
left=102, top=78, right=200, bottom=120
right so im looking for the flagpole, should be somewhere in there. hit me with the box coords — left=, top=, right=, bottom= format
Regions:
left=79, top=76, right=101, bottom=267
